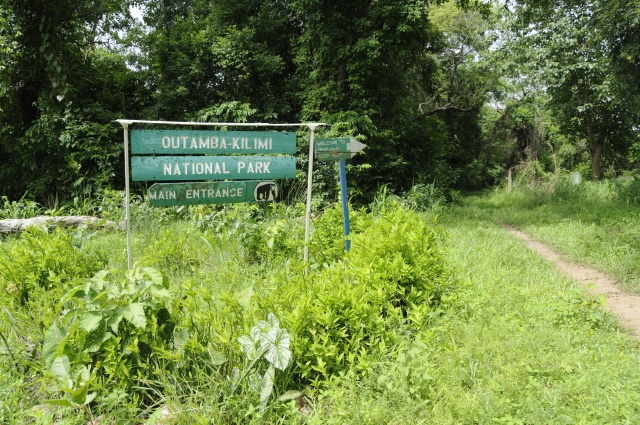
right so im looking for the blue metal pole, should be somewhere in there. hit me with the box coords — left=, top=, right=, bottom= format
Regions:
left=339, top=159, right=351, bottom=251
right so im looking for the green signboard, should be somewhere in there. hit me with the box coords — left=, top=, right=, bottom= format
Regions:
left=315, top=137, right=366, bottom=162
left=131, top=129, right=296, bottom=155
left=147, top=181, right=278, bottom=206
left=131, top=155, right=296, bottom=182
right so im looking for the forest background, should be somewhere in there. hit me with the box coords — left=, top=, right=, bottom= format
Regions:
left=2, top=0, right=640, bottom=205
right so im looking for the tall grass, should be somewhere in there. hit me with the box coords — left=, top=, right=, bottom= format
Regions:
left=472, top=173, right=640, bottom=292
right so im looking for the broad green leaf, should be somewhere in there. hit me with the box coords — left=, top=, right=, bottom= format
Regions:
left=43, top=323, right=67, bottom=369
left=71, top=385, right=89, bottom=405
left=208, top=348, right=226, bottom=366
left=84, top=323, right=111, bottom=353
left=123, top=303, right=146, bottom=329
left=265, top=312, right=280, bottom=329
left=56, top=284, right=85, bottom=311
left=141, top=267, right=165, bottom=287
left=51, top=355, right=72, bottom=390
left=238, top=334, right=262, bottom=361
left=259, top=364, right=275, bottom=413
left=263, top=327, right=291, bottom=371
left=173, top=327, right=189, bottom=351
left=44, top=398, right=73, bottom=407
left=149, top=284, right=170, bottom=299
left=107, top=307, right=125, bottom=333
left=277, top=390, right=303, bottom=402
left=79, top=310, right=102, bottom=333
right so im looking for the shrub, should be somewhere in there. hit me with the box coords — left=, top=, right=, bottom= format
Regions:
left=253, top=203, right=452, bottom=385
left=42, top=267, right=181, bottom=409
left=0, top=227, right=106, bottom=307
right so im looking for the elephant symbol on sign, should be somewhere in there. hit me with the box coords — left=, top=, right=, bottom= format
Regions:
left=254, top=182, right=278, bottom=202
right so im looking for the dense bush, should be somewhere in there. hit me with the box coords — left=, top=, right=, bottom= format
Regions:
left=253, top=201, right=452, bottom=385
left=0, top=227, right=106, bottom=307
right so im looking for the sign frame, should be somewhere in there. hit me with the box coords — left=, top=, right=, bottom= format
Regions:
left=117, top=119, right=326, bottom=270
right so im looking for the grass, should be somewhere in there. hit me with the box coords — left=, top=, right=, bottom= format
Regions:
left=460, top=176, right=640, bottom=292
left=2, top=180, right=640, bottom=423
left=308, top=206, right=640, bottom=424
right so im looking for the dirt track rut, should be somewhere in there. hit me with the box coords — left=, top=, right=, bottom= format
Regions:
left=503, top=224, right=640, bottom=339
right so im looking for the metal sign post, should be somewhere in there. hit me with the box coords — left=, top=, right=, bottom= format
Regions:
left=117, top=120, right=325, bottom=270
left=315, top=136, right=366, bottom=253
left=303, top=125, right=318, bottom=272
left=338, top=160, right=351, bottom=251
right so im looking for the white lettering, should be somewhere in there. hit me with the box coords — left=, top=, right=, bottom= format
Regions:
left=263, top=161, right=271, bottom=173
left=199, top=136, right=209, bottom=149
left=205, top=162, right=213, bottom=174
left=162, top=136, right=171, bottom=149
left=237, top=161, right=246, bottom=173
left=220, top=138, right=227, bottom=149
left=256, top=138, right=268, bottom=149
left=232, top=137, right=240, bottom=149
left=163, top=163, right=172, bottom=175
left=149, top=191, right=157, bottom=200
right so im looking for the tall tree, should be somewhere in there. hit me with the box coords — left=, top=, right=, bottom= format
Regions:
left=0, top=0, right=140, bottom=201
left=510, top=0, right=639, bottom=179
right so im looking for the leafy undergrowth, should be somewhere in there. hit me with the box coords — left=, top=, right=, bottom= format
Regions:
left=2, top=185, right=640, bottom=423
left=0, top=195, right=452, bottom=423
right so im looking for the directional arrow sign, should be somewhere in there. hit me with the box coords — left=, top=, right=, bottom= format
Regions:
left=315, top=137, right=366, bottom=162
left=147, top=181, right=278, bottom=206
left=131, top=155, right=296, bottom=181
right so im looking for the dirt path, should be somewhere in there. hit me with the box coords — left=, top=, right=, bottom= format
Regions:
left=503, top=224, right=640, bottom=338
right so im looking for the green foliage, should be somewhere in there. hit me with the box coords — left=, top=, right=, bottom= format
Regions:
left=236, top=313, right=295, bottom=414
left=4, top=188, right=640, bottom=423
left=43, top=267, right=180, bottom=406
left=255, top=202, right=451, bottom=385
left=0, top=227, right=105, bottom=307
left=552, top=286, right=612, bottom=330
left=0, top=195, right=43, bottom=219
left=193, top=202, right=306, bottom=263
left=306, top=198, right=640, bottom=424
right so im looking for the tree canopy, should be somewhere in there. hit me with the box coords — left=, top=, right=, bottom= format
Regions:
left=1, top=0, right=639, bottom=203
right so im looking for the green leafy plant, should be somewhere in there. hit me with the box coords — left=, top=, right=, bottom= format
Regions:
left=42, top=267, right=180, bottom=408
left=0, top=195, right=43, bottom=219
left=235, top=313, right=297, bottom=414
left=255, top=202, right=452, bottom=385
left=0, top=227, right=105, bottom=306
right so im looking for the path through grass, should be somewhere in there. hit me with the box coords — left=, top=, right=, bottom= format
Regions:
left=309, top=205, right=640, bottom=424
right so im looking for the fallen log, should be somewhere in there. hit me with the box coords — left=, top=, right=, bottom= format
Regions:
left=0, top=216, right=117, bottom=233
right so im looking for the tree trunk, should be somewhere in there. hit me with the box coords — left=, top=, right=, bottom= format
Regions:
left=591, top=143, right=603, bottom=179
left=0, top=216, right=117, bottom=233
left=584, top=109, right=604, bottom=180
